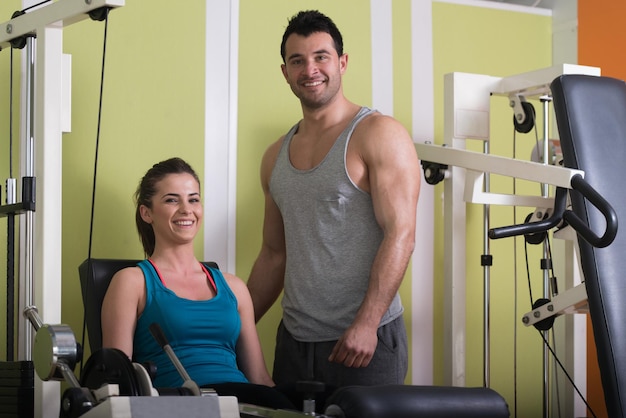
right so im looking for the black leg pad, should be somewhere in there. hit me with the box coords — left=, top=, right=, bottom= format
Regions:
left=324, top=385, right=510, bottom=418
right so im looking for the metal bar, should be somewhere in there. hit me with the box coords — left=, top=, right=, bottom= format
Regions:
left=483, top=140, right=491, bottom=388
left=18, top=35, right=36, bottom=361
left=415, top=142, right=583, bottom=189
left=0, top=0, right=124, bottom=50
left=541, top=97, right=551, bottom=418
left=522, top=284, right=588, bottom=327
left=492, top=64, right=601, bottom=98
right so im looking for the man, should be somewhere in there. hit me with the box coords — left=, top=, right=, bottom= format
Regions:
left=247, top=10, right=420, bottom=389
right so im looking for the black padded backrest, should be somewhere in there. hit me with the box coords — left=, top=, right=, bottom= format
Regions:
left=78, top=258, right=219, bottom=353
left=551, top=74, right=626, bottom=417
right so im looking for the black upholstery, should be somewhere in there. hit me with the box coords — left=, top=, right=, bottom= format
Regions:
left=325, top=385, right=510, bottom=418
left=78, top=258, right=218, bottom=352
left=551, top=74, right=626, bottom=417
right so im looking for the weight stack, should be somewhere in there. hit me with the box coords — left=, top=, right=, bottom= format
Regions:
left=0, top=361, right=34, bottom=418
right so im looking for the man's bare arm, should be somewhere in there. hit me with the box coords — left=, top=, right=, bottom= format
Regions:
left=247, top=139, right=287, bottom=322
left=329, top=115, right=420, bottom=367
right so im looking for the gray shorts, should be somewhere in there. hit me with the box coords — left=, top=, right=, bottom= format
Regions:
left=272, top=315, right=408, bottom=388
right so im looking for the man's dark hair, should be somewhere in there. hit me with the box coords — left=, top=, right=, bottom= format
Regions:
left=280, top=10, right=344, bottom=62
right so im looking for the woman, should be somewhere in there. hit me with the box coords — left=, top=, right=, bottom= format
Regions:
left=101, top=157, right=294, bottom=409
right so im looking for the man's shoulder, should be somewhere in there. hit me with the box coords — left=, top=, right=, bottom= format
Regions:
left=263, top=135, right=286, bottom=163
left=359, top=109, right=400, bottom=127
left=260, top=135, right=288, bottom=187
left=354, top=111, right=410, bottom=144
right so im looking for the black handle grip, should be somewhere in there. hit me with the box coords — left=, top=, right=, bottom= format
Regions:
left=562, top=174, right=618, bottom=248
left=489, top=187, right=568, bottom=240
left=489, top=174, right=618, bottom=249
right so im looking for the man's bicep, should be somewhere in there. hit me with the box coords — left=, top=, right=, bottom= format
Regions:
left=368, top=128, right=420, bottom=231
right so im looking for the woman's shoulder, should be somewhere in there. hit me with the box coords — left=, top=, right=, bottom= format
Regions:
left=220, top=271, right=245, bottom=290
left=103, top=265, right=146, bottom=314
left=110, top=265, right=145, bottom=290
left=219, top=271, right=251, bottom=302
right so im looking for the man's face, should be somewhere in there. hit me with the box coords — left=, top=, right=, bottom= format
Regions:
left=281, top=31, right=347, bottom=110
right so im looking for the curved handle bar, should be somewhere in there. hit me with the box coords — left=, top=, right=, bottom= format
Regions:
left=489, top=174, right=618, bottom=248
left=562, top=174, right=618, bottom=248
left=488, top=186, right=567, bottom=240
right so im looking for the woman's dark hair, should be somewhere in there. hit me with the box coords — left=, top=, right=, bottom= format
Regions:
left=135, top=157, right=200, bottom=257
left=280, top=10, right=344, bottom=62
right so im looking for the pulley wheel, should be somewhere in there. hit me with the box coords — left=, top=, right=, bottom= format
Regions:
left=514, top=101, right=536, bottom=134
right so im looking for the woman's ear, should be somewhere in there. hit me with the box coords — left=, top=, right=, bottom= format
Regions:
left=139, top=205, right=152, bottom=224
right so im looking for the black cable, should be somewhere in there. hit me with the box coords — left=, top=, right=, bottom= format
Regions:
left=536, top=111, right=562, bottom=418
left=534, top=117, right=543, bottom=195
left=537, top=330, right=597, bottom=418
left=21, top=0, right=52, bottom=13
left=80, top=7, right=110, bottom=375
left=550, top=327, right=563, bottom=418
left=524, top=240, right=534, bottom=306
left=512, top=99, right=594, bottom=418
left=522, top=197, right=594, bottom=417
left=542, top=238, right=562, bottom=418
left=512, top=125, right=518, bottom=418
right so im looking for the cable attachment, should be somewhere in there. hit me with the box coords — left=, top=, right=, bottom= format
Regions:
left=509, top=93, right=536, bottom=134
left=8, top=10, right=33, bottom=49
left=88, top=6, right=111, bottom=22
left=523, top=210, right=551, bottom=245
left=530, top=298, right=556, bottom=331
left=421, top=160, right=448, bottom=185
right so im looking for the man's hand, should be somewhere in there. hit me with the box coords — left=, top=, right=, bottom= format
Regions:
left=328, top=324, right=378, bottom=368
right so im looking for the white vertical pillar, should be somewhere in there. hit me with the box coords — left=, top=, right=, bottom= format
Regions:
left=33, top=23, right=64, bottom=418
left=204, top=0, right=239, bottom=272
left=411, top=0, right=434, bottom=385
left=441, top=72, right=500, bottom=386
left=370, top=0, right=394, bottom=116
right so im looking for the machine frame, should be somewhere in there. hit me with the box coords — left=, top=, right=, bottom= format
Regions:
left=414, top=63, right=600, bottom=416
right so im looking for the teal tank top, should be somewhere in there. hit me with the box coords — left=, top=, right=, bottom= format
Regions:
left=132, top=259, right=247, bottom=387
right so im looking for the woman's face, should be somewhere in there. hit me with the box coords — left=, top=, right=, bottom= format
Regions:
left=140, top=172, right=203, bottom=247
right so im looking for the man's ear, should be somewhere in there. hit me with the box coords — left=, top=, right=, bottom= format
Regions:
left=281, top=63, right=288, bottom=82
left=339, top=53, right=348, bottom=75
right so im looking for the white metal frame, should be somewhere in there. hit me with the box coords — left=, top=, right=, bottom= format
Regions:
left=410, top=0, right=435, bottom=385
left=0, top=2, right=126, bottom=417
left=414, top=63, right=599, bottom=415
left=203, top=0, right=238, bottom=272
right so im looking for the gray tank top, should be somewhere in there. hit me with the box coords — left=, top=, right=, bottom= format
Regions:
left=269, top=107, right=403, bottom=342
